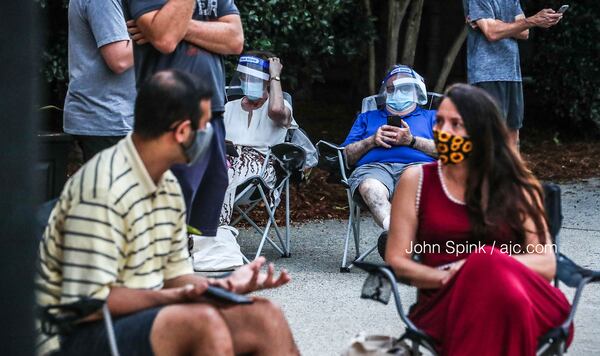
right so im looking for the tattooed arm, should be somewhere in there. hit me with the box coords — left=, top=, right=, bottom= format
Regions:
left=344, top=136, right=376, bottom=167
left=344, top=125, right=394, bottom=166
left=412, top=136, right=437, bottom=157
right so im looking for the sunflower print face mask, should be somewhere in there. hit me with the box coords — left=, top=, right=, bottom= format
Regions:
left=433, top=129, right=472, bottom=165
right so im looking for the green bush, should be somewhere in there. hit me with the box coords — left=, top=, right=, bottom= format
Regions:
left=230, top=0, right=375, bottom=90
left=523, top=0, right=600, bottom=137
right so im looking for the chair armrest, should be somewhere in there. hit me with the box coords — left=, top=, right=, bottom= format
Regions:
left=316, top=140, right=343, bottom=151
left=38, top=298, right=104, bottom=336
left=556, top=253, right=599, bottom=287
left=316, top=140, right=351, bottom=183
left=555, top=253, right=600, bottom=337
left=270, top=143, right=306, bottom=171
left=354, top=261, right=425, bottom=336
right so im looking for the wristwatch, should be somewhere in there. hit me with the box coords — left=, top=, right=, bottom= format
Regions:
left=270, top=76, right=281, bottom=81
left=408, top=136, right=417, bottom=147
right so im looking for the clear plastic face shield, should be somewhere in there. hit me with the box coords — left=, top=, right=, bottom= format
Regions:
left=229, top=56, right=270, bottom=101
left=378, top=66, right=427, bottom=112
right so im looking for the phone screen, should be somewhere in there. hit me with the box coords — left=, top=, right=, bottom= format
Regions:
left=387, top=115, right=404, bottom=127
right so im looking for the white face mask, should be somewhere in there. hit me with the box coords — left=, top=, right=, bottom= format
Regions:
left=241, top=80, right=264, bottom=101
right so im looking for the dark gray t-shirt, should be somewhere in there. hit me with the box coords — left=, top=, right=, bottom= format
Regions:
left=127, top=0, right=239, bottom=113
left=64, top=0, right=136, bottom=136
left=463, top=0, right=524, bottom=83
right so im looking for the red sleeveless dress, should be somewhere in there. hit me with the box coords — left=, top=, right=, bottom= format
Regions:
left=408, top=162, right=572, bottom=356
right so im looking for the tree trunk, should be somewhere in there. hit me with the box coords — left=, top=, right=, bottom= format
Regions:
left=434, top=26, right=468, bottom=93
left=364, top=0, right=376, bottom=94
left=385, top=0, right=411, bottom=70
left=400, top=0, right=424, bottom=67
left=425, top=0, right=442, bottom=82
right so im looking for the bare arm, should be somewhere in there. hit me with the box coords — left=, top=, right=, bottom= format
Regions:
left=412, top=137, right=437, bottom=157
left=513, top=14, right=529, bottom=40
left=511, top=191, right=557, bottom=282
left=184, top=14, right=244, bottom=55
left=266, top=58, right=291, bottom=127
left=99, top=274, right=210, bottom=318
left=104, top=285, right=195, bottom=317
left=474, top=8, right=562, bottom=42
left=100, top=40, right=134, bottom=74
left=345, top=121, right=405, bottom=166
left=344, top=136, right=376, bottom=166
left=135, top=0, right=196, bottom=54
left=386, top=165, right=449, bottom=289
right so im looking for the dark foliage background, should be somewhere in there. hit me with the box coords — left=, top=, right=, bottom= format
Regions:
left=522, top=0, right=600, bottom=139
left=227, top=0, right=376, bottom=92
left=35, top=0, right=599, bottom=138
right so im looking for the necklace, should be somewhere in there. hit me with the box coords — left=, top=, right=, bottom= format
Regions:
left=437, top=162, right=466, bottom=205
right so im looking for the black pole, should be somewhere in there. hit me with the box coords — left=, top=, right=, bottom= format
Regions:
left=0, top=0, right=38, bottom=354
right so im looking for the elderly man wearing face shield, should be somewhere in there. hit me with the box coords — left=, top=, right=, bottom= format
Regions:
left=342, top=65, right=437, bottom=231
left=190, top=51, right=297, bottom=271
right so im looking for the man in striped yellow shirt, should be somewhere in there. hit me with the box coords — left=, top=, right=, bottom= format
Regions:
left=37, top=69, right=298, bottom=356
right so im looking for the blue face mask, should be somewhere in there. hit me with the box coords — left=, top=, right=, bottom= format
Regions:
left=386, top=89, right=415, bottom=112
left=181, top=123, right=214, bottom=166
left=241, top=80, right=264, bottom=101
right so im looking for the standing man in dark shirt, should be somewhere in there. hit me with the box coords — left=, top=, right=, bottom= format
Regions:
left=125, top=0, right=244, bottom=257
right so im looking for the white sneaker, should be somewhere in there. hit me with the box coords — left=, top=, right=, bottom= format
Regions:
left=191, top=226, right=244, bottom=272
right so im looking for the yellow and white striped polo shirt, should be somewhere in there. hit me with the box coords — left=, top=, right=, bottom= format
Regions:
left=37, top=134, right=193, bottom=307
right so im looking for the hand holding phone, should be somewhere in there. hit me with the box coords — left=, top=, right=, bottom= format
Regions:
left=225, top=140, right=238, bottom=157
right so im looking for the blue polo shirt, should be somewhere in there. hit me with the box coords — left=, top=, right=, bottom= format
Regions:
left=342, top=106, right=436, bottom=167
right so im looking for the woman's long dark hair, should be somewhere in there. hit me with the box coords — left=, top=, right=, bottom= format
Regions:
left=444, top=84, right=548, bottom=245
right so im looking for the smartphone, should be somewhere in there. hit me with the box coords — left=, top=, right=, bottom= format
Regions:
left=557, top=5, right=569, bottom=13
left=225, top=140, right=239, bottom=157
left=387, top=115, right=404, bottom=128
left=203, top=286, right=253, bottom=305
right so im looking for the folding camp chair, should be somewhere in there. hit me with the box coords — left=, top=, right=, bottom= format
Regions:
left=230, top=138, right=306, bottom=260
left=225, top=88, right=313, bottom=260
left=355, top=183, right=600, bottom=355
left=316, top=92, right=442, bottom=273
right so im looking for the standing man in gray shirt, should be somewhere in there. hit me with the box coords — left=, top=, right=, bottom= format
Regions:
left=64, top=0, right=136, bottom=161
left=463, top=1, right=563, bottom=148
left=125, top=0, right=244, bottom=263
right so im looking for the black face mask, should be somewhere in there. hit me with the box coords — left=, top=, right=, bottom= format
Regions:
left=434, top=129, right=473, bottom=165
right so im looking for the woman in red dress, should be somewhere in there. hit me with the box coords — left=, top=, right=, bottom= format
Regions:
left=386, top=84, right=572, bottom=355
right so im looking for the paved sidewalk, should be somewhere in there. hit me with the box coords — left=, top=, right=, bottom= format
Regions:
left=239, top=179, right=600, bottom=355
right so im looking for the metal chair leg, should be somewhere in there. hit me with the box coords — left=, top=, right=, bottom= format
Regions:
left=235, top=205, right=264, bottom=236
left=102, top=303, right=120, bottom=356
left=254, top=218, right=270, bottom=260
left=257, top=186, right=287, bottom=255
left=353, top=205, right=361, bottom=258
left=340, top=200, right=355, bottom=273
left=284, top=179, right=291, bottom=257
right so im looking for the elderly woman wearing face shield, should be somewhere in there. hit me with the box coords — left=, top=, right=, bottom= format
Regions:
left=342, top=65, right=438, bottom=233
left=190, top=51, right=297, bottom=271
left=385, top=84, right=572, bottom=355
